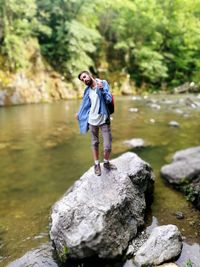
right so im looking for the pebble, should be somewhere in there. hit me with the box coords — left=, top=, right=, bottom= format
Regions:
left=44, top=141, right=58, bottom=149
left=149, top=103, right=161, bottom=109
left=168, top=121, right=180, bottom=127
left=175, top=211, right=184, bottom=219
left=129, top=108, right=139, bottom=112
left=150, top=118, right=155, bottom=123
left=123, top=138, right=145, bottom=148
left=132, top=96, right=142, bottom=101
left=175, top=109, right=183, bottom=114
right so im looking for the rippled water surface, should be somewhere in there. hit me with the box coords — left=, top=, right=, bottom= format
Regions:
left=0, top=95, right=199, bottom=266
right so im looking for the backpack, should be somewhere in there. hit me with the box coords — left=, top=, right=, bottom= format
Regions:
left=107, top=94, right=114, bottom=115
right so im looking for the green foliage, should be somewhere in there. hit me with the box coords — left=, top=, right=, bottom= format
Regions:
left=107, top=0, right=200, bottom=88
left=0, top=0, right=45, bottom=70
left=185, top=259, right=194, bottom=267
left=58, top=246, right=68, bottom=263
left=184, top=184, right=199, bottom=203
left=62, top=20, right=101, bottom=76
left=0, top=0, right=200, bottom=89
left=2, top=34, right=28, bottom=69
left=134, top=47, right=168, bottom=84
left=36, top=0, right=100, bottom=78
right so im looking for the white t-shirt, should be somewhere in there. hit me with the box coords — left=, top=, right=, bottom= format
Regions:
left=88, top=88, right=107, bottom=126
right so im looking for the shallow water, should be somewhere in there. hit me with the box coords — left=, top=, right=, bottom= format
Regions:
left=0, top=95, right=199, bottom=267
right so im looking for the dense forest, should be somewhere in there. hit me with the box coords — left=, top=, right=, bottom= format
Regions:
left=0, top=0, right=200, bottom=93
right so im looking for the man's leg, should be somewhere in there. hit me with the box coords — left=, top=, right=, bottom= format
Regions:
left=92, top=147, right=99, bottom=161
left=101, top=123, right=116, bottom=170
left=89, top=124, right=101, bottom=175
left=101, top=123, right=112, bottom=159
left=104, top=149, right=110, bottom=161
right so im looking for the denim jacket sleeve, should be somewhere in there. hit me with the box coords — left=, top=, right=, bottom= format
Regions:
left=77, top=87, right=91, bottom=134
left=98, top=79, right=112, bottom=104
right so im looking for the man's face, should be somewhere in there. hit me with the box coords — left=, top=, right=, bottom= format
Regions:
left=80, top=73, right=93, bottom=86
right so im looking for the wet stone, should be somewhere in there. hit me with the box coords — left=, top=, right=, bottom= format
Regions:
left=6, top=243, right=59, bottom=267
left=189, top=221, right=195, bottom=226
left=134, top=225, right=182, bottom=266
left=126, top=231, right=149, bottom=259
left=123, top=138, right=146, bottom=148
left=168, top=121, right=180, bottom=128
left=129, top=108, right=139, bottom=113
left=175, top=211, right=184, bottom=220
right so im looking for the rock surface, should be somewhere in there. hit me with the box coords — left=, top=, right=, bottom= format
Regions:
left=0, top=40, right=78, bottom=106
left=157, top=263, right=179, bottom=267
left=161, top=146, right=200, bottom=209
left=6, top=243, right=59, bottom=267
left=123, top=138, right=146, bottom=148
left=161, top=146, right=200, bottom=184
left=174, top=82, right=200, bottom=93
left=134, top=225, right=182, bottom=266
left=172, top=146, right=200, bottom=161
left=50, top=152, right=154, bottom=261
left=168, top=121, right=180, bottom=128
left=126, top=231, right=149, bottom=259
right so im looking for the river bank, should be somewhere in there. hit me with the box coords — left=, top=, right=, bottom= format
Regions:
left=1, top=50, right=199, bottom=108
left=0, top=48, right=136, bottom=107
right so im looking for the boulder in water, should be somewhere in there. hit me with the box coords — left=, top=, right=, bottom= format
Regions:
left=161, top=146, right=200, bottom=209
left=134, top=225, right=182, bottom=266
left=50, top=152, right=155, bottom=261
left=6, top=243, right=59, bottom=267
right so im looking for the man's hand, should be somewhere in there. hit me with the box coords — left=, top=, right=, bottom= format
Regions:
left=75, top=113, right=79, bottom=120
left=97, top=80, right=104, bottom=90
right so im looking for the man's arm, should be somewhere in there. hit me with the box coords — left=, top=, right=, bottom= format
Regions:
left=97, top=80, right=112, bottom=103
left=75, top=87, right=88, bottom=120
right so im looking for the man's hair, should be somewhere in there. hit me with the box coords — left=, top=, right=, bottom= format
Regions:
left=78, top=70, right=91, bottom=80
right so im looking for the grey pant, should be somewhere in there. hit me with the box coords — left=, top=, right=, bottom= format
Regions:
left=89, top=123, right=112, bottom=152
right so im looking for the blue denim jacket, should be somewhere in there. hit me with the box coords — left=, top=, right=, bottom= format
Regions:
left=77, top=80, right=112, bottom=134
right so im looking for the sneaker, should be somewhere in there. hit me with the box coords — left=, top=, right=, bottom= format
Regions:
left=103, top=162, right=117, bottom=171
left=94, top=163, right=101, bottom=176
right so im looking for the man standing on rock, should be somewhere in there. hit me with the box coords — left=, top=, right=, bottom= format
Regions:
left=76, top=70, right=116, bottom=176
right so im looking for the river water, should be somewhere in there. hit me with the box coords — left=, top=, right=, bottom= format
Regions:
left=0, top=95, right=199, bottom=267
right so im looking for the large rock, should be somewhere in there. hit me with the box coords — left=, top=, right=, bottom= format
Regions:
left=172, top=146, right=200, bottom=161
left=174, top=82, right=200, bottom=93
left=0, top=41, right=77, bottom=107
left=161, top=158, right=200, bottom=184
left=161, top=147, right=200, bottom=209
left=161, top=146, right=200, bottom=184
left=134, top=225, right=182, bottom=266
left=6, top=243, right=59, bottom=267
left=50, top=152, right=155, bottom=261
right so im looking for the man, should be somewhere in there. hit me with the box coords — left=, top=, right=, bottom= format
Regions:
left=77, top=70, right=116, bottom=176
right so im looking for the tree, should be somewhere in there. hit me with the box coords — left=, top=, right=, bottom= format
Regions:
left=98, top=0, right=200, bottom=88
left=36, top=0, right=101, bottom=79
left=0, top=0, right=41, bottom=70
